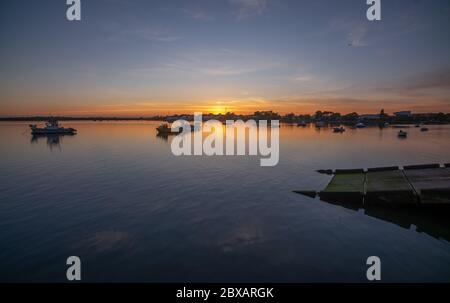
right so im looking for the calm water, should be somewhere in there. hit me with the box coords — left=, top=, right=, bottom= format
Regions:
left=1, top=121, right=450, bottom=282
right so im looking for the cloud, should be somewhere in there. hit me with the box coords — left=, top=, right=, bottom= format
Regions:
left=183, top=8, right=213, bottom=21
left=110, top=28, right=180, bottom=42
left=375, top=67, right=450, bottom=99
left=269, top=95, right=450, bottom=114
left=404, top=67, right=450, bottom=91
left=229, top=0, right=267, bottom=19
left=328, top=17, right=369, bottom=47
left=126, top=49, right=280, bottom=77
left=347, top=25, right=368, bottom=47
left=289, top=74, right=315, bottom=83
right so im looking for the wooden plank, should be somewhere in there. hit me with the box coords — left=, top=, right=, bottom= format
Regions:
left=365, top=170, right=417, bottom=205
left=320, top=173, right=365, bottom=207
left=403, top=163, right=440, bottom=170
left=324, top=173, right=365, bottom=193
left=403, top=168, right=450, bottom=204
left=335, top=168, right=364, bottom=174
left=366, top=170, right=412, bottom=191
left=367, top=166, right=399, bottom=172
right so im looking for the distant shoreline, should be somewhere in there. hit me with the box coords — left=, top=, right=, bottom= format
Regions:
left=1, top=111, right=450, bottom=125
left=1, top=118, right=450, bottom=126
left=0, top=117, right=164, bottom=121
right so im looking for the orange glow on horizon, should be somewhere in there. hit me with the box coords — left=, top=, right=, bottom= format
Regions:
left=1, top=98, right=450, bottom=117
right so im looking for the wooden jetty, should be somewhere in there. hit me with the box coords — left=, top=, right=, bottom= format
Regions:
left=294, top=163, right=450, bottom=207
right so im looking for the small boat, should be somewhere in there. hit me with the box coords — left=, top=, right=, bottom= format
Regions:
left=333, top=126, right=345, bottom=133
left=420, top=127, right=429, bottom=132
left=156, top=123, right=182, bottom=135
left=156, top=123, right=194, bottom=135
left=398, top=130, right=408, bottom=138
left=29, top=119, right=76, bottom=135
left=355, top=122, right=366, bottom=128
left=383, top=122, right=390, bottom=127
left=297, top=121, right=307, bottom=127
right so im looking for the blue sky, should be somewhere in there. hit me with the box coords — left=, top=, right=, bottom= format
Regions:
left=1, top=0, right=449, bottom=116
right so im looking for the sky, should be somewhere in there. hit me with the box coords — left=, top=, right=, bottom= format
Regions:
left=1, top=0, right=450, bottom=116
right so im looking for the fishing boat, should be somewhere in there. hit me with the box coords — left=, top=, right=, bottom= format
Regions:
left=29, top=119, right=76, bottom=135
left=398, top=130, right=408, bottom=138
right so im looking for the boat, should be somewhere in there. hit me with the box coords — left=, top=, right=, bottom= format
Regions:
left=421, top=127, right=429, bottom=132
left=398, top=130, right=408, bottom=138
left=297, top=121, right=307, bottom=127
left=355, top=122, right=366, bottom=128
left=156, top=123, right=182, bottom=135
left=333, top=126, right=345, bottom=133
left=29, top=119, right=76, bottom=135
left=156, top=123, right=194, bottom=135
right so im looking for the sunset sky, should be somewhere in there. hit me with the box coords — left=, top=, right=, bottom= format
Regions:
left=1, top=0, right=450, bottom=116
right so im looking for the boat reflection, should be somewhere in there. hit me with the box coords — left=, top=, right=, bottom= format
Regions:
left=156, top=133, right=170, bottom=141
left=30, top=133, right=76, bottom=150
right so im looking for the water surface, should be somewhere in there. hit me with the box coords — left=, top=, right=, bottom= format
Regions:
left=1, top=121, right=449, bottom=282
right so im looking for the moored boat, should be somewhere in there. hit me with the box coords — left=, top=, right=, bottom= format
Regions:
left=398, top=130, right=408, bottom=138
left=156, top=123, right=181, bottom=135
left=29, top=119, right=76, bottom=135
left=333, top=126, right=345, bottom=133
left=156, top=123, right=194, bottom=135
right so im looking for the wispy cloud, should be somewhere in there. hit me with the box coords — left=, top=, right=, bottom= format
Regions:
left=347, top=25, right=368, bottom=47
left=229, top=0, right=267, bottom=19
left=328, top=17, right=369, bottom=47
left=110, top=28, right=180, bottom=42
left=378, top=67, right=450, bottom=98
left=126, top=49, right=280, bottom=77
left=289, top=74, right=315, bottom=83
left=403, top=67, right=450, bottom=91
left=183, top=8, right=213, bottom=21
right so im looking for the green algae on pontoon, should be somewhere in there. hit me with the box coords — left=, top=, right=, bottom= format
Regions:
left=365, top=170, right=412, bottom=192
left=323, top=173, right=365, bottom=193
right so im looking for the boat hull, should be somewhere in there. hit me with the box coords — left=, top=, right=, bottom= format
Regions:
left=31, top=128, right=76, bottom=135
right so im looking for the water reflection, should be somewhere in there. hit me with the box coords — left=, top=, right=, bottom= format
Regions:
left=312, top=197, right=450, bottom=242
left=156, top=133, right=170, bottom=142
left=30, top=133, right=76, bottom=150
left=1, top=121, right=450, bottom=282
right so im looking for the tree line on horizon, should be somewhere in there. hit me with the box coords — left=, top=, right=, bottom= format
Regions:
left=1, top=109, right=450, bottom=123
